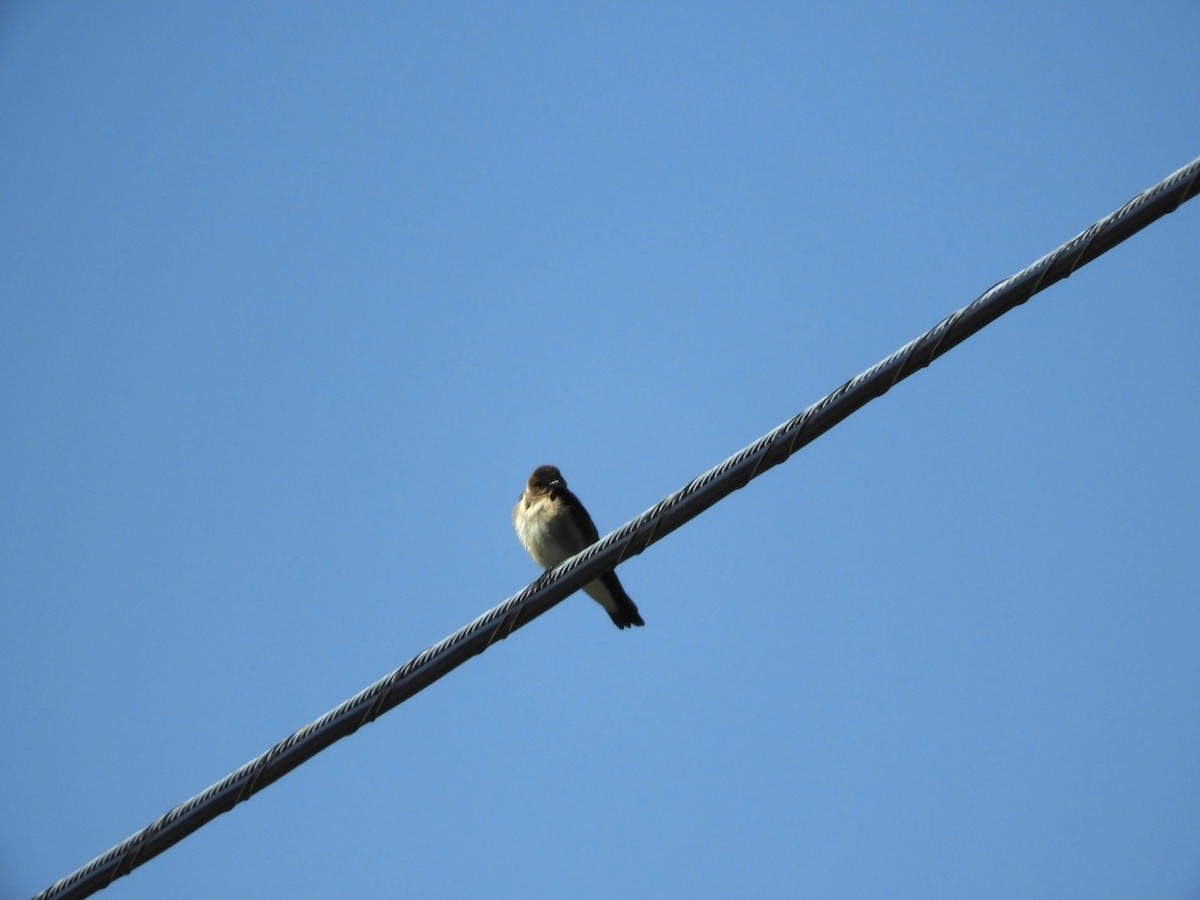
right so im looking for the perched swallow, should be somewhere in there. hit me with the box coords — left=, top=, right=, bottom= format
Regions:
left=513, top=464, right=645, bottom=629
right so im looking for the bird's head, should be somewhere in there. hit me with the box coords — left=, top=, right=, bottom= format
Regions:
left=527, top=465, right=565, bottom=498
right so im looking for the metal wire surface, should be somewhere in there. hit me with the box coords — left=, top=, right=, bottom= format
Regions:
left=35, top=155, right=1200, bottom=900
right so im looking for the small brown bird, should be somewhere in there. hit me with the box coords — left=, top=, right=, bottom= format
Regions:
left=513, top=465, right=645, bottom=629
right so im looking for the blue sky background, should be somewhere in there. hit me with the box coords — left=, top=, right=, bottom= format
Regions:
left=3, top=4, right=1199, bottom=898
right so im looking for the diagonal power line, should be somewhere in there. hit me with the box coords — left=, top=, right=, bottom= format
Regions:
left=36, top=156, right=1200, bottom=900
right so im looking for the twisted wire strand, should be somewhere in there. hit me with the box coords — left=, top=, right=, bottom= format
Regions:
left=36, top=156, right=1200, bottom=900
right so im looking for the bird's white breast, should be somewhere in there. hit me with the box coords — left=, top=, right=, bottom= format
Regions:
left=514, top=496, right=573, bottom=569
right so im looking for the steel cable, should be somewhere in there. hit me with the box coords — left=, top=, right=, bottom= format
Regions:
left=36, top=155, right=1200, bottom=900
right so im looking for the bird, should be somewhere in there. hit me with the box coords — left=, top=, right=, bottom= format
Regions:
left=513, top=464, right=645, bottom=629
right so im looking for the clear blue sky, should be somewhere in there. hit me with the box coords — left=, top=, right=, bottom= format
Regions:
left=3, top=4, right=1198, bottom=898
